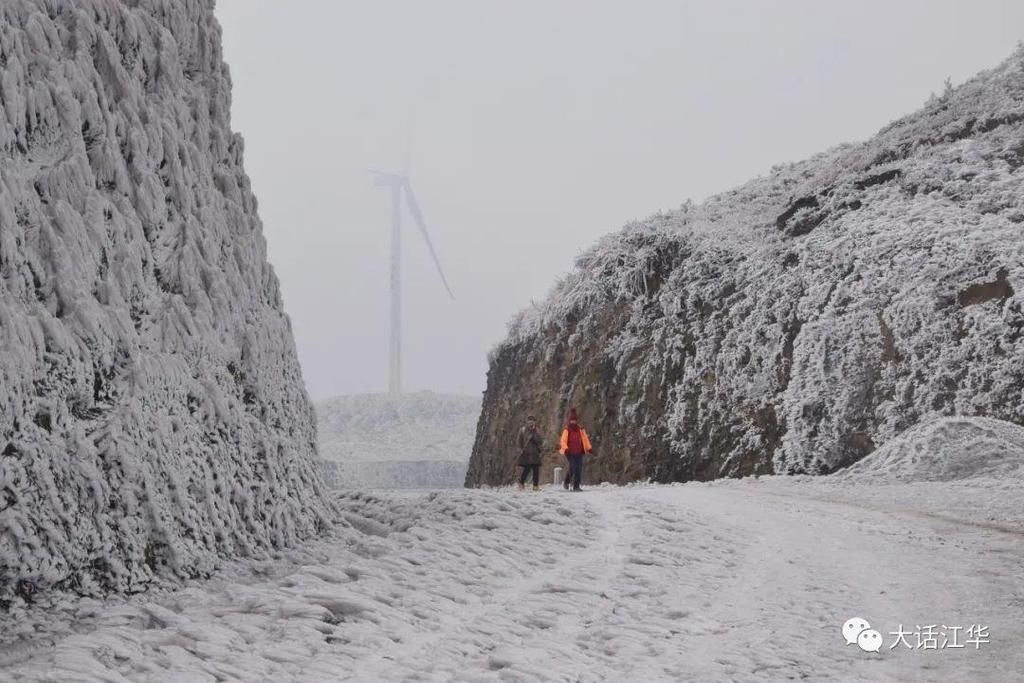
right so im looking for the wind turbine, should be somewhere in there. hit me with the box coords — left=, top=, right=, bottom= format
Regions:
left=367, top=166, right=454, bottom=395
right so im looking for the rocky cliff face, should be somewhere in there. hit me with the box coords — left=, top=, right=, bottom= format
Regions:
left=467, top=48, right=1024, bottom=487
left=0, top=0, right=330, bottom=602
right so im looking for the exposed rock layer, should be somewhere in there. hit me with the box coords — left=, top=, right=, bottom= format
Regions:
left=0, top=0, right=329, bottom=601
left=467, top=49, right=1024, bottom=487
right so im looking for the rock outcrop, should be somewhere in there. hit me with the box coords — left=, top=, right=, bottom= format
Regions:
left=0, top=0, right=330, bottom=602
left=467, top=48, right=1024, bottom=487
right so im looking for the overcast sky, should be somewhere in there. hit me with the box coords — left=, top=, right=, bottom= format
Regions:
left=214, top=0, right=1024, bottom=401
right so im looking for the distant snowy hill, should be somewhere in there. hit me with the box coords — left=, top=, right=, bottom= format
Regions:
left=316, top=393, right=479, bottom=488
left=468, top=47, right=1024, bottom=487
left=0, top=1, right=329, bottom=601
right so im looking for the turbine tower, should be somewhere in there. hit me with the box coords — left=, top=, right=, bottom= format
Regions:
left=368, top=169, right=454, bottom=394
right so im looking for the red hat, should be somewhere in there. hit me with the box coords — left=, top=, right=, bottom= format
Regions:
left=568, top=407, right=579, bottom=423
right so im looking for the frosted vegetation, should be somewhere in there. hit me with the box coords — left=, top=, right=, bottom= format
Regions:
left=0, top=0, right=329, bottom=603
left=317, top=392, right=478, bottom=488
left=482, top=47, right=1024, bottom=483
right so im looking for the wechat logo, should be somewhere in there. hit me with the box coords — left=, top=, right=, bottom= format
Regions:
left=843, top=617, right=883, bottom=653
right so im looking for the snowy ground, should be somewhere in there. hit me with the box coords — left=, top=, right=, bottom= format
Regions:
left=2, top=475, right=1021, bottom=682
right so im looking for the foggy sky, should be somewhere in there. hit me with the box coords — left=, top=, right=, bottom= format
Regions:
left=214, top=0, right=1024, bottom=401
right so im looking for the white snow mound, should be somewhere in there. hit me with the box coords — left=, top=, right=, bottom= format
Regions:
left=837, top=416, right=1024, bottom=482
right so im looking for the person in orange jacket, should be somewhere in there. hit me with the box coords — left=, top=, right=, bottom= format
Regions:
left=559, top=407, right=592, bottom=491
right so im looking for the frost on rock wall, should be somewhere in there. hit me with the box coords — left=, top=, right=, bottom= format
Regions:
left=0, top=0, right=330, bottom=602
left=467, top=48, right=1024, bottom=487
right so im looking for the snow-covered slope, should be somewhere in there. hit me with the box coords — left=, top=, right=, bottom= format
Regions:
left=836, top=416, right=1024, bottom=482
left=317, top=392, right=479, bottom=463
left=0, top=0, right=330, bottom=601
left=316, top=393, right=479, bottom=488
left=467, top=47, right=1024, bottom=487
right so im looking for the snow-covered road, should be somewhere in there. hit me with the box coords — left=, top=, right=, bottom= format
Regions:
left=2, top=479, right=1022, bottom=681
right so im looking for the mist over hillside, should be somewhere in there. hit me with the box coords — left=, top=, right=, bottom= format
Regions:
left=317, top=392, right=479, bottom=488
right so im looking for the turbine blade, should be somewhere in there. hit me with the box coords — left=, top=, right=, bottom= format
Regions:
left=402, top=179, right=455, bottom=299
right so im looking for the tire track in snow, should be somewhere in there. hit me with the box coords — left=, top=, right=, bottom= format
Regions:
left=6, top=485, right=1021, bottom=681
left=637, top=484, right=1024, bottom=682
left=547, top=493, right=626, bottom=645
left=752, top=485, right=1024, bottom=538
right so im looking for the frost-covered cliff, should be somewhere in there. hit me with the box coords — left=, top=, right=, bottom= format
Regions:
left=0, top=0, right=330, bottom=602
left=467, top=48, right=1024, bottom=487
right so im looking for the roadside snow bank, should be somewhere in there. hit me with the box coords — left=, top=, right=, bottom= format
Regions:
left=836, top=416, right=1024, bottom=482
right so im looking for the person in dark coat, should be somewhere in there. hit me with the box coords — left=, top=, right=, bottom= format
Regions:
left=559, top=408, right=592, bottom=492
left=517, top=415, right=544, bottom=490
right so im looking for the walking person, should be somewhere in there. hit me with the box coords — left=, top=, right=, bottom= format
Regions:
left=559, top=408, right=592, bottom=492
left=517, top=415, right=544, bottom=491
